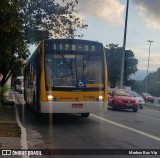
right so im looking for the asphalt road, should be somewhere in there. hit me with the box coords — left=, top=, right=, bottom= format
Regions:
left=14, top=92, right=160, bottom=158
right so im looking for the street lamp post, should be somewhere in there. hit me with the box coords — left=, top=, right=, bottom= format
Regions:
left=145, top=40, right=154, bottom=92
left=120, top=0, right=129, bottom=88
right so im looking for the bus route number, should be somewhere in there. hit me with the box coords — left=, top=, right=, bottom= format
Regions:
left=52, top=44, right=96, bottom=52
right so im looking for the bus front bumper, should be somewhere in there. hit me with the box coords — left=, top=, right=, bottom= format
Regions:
left=40, top=101, right=107, bottom=113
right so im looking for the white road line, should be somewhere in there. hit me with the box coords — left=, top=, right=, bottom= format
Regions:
left=13, top=93, right=29, bottom=158
left=91, top=114, right=160, bottom=142
left=138, top=114, right=160, bottom=121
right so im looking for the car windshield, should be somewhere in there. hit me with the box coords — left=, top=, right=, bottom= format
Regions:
left=132, top=91, right=141, bottom=97
left=142, top=93, right=152, bottom=96
left=114, top=89, right=133, bottom=97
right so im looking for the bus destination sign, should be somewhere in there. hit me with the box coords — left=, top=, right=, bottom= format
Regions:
left=45, top=43, right=102, bottom=52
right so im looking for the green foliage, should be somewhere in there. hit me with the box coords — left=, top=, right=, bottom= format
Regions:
left=145, top=68, right=160, bottom=96
left=105, top=44, right=122, bottom=87
left=125, top=79, right=136, bottom=87
left=0, top=85, right=10, bottom=104
left=21, top=0, right=88, bottom=44
left=124, top=50, right=138, bottom=82
left=105, top=44, right=138, bottom=88
left=11, top=59, right=24, bottom=84
left=0, top=0, right=29, bottom=86
left=132, top=68, right=160, bottom=96
left=0, top=0, right=87, bottom=86
left=132, top=80, right=145, bottom=93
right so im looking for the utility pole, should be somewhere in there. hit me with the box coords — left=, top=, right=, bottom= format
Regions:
left=145, top=40, right=154, bottom=92
left=120, top=0, right=129, bottom=88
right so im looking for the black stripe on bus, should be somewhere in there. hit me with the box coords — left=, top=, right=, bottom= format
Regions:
left=46, top=87, right=105, bottom=91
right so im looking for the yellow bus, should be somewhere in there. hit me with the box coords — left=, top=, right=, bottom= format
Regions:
left=24, top=39, right=108, bottom=117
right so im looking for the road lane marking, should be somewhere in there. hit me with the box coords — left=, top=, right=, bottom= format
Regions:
left=13, top=92, right=29, bottom=158
left=138, top=114, right=160, bottom=121
left=91, top=114, right=160, bottom=142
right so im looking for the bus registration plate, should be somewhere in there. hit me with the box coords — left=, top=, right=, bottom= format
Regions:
left=72, top=104, right=83, bottom=108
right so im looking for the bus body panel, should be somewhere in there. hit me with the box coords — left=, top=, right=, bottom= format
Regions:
left=40, top=101, right=104, bottom=113
left=24, top=39, right=108, bottom=115
left=40, top=40, right=48, bottom=102
left=47, top=91, right=104, bottom=102
left=103, top=47, right=108, bottom=103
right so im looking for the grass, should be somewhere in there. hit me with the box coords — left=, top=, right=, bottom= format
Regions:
left=144, top=103, right=160, bottom=110
left=0, top=104, right=14, bottom=112
left=0, top=85, right=10, bottom=104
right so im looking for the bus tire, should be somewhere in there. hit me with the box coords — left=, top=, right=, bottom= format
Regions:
left=33, top=93, right=37, bottom=112
left=81, top=113, right=89, bottom=117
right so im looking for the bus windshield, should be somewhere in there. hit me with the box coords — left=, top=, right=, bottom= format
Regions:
left=45, top=53, right=104, bottom=89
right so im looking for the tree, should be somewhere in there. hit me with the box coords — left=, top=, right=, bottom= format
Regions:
left=124, top=49, right=138, bottom=83
left=144, top=68, right=160, bottom=96
left=105, top=44, right=138, bottom=88
left=106, top=44, right=120, bottom=88
left=132, top=80, right=145, bottom=93
left=0, top=0, right=28, bottom=86
left=132, top=68, right=160, bottom=96
left=0, top=0, right=88, bottom=86
left=21, top=0, right=87, bottom=43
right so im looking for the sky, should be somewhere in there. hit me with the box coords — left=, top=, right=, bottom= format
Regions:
left=30, top=0, right=160, bottom=80
left=74, top=0, right=160, bottom=79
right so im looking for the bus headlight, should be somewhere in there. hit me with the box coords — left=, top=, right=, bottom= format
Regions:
left=98, top=96, right=103, bottom=101
left=48, top=95, right=53, bottom=101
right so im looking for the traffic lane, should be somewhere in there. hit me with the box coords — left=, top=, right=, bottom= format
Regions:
left=14, top=92, right=160, bottom=148
left=15, top=92, right=160, bottom=142
left=101, top=108, right=160, bottom=139
left=31, top=113, right=160, bottom=149
left=13, top=95, right=160, bottom=151
left=14, top=107, right=129, bottom=158
left=142, top=108, right=160, bottom=118
left=31, top=113, right=160, bottom=158
left=14, top=97, right=160, bottom=157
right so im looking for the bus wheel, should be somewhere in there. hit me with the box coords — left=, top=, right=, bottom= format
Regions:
left=81, top=113, right=89, bottom=117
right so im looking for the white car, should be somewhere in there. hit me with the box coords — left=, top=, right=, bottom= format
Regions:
left=130, top=91, right=145, bottom=109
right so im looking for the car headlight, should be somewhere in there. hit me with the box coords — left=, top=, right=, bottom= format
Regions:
left=135, top=100, right=139, bottom=103
left=98, top=96, right=103, bottom=101
left=48, top=95, right=54, bottom=101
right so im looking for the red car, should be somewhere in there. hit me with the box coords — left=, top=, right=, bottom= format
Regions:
left=140, top=93, right=154, bottom=103
left=108, top=89, right=139, bottom=112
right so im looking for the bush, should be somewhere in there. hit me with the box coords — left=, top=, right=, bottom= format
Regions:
left=0, top=85, right=10, bottom=105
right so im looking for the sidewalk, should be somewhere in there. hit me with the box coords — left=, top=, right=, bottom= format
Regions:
left=0, top=91, right=22, bottom=150
left=0, top=92, right=50, bottom=158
